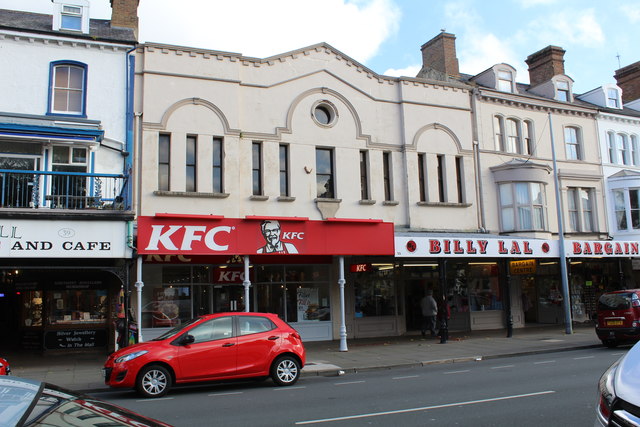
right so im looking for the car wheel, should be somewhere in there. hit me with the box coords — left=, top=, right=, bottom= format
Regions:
left=270, top=355, right=300, bottom=386
left=137, top=365, right=171, bottom=398
left=603, top=339, right=618, bottom=348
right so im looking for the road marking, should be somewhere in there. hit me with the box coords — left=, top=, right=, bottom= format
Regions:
left=392, top=375, right=420, bottom=380
left=208, top=391, right=243, bottom=397
left=273, top=386, right=306, bottom=391
left=136, top=397, right=174, bottom=402
left=335, top=381, right=366, bottom=386
left=295, top=390, right=556, bottom=424
left=534, top=360, right=556, bottom=365
left=573, top=356, right=594, bottom=360
left=612, top=352, right=625, bottom=356
left=443, top=370, right=470, bottom=374
left=491, top=365, right=515, bottom=369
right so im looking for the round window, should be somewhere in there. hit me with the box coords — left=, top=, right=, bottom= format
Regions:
left=312, top=101, right=337, bottom=127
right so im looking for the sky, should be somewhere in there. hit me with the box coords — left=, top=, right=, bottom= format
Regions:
left=1, top=0, right=639, bottom=94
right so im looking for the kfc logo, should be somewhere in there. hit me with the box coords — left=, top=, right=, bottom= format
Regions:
left=257, top=220, right=299, bottom=254
left=145, top=225, right=233, bottom=251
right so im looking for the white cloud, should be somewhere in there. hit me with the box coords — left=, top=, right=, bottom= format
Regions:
left=383, top=65, right=420, bottom=77
left=621, top=4, right=640, bottom=23
left=138, top=0, right=400, bottom=62
left=526, top=9, right=604, bottom=47
left=517, top=0, right=557, bottom=7
left=458, top=33, right=523, bottom=78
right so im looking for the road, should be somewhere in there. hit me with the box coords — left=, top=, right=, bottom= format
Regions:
left=94, top=346, right=627, bottom=426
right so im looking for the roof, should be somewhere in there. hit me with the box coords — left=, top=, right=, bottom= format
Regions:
left=0, top=9, right=136, bottom=44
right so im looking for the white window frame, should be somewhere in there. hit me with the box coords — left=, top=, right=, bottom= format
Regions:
left=567, top=187, right=594, bottom=232
left=499, top=182, right=547, bottom=232
left=607, top=88, right=620, bottom=108
left=497, top=70, right=514, bottom=92
left=556, top=80, right=571, bottom=102
left=564, top=127, right=581, bottom=160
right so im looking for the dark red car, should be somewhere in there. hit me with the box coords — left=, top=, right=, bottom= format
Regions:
left=104, top=312, right=305, bottom=398
left=595, top=289, right=640, bottom=347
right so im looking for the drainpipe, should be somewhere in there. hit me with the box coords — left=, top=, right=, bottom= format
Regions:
left=125, top=46, right=136, bottom=209
left=470, top=88, right=486, bottom=231
left=398, top=80, right=411, bottom=228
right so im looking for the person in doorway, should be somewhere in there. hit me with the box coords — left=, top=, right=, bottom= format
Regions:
left=257, top=220, right=299, bottom=254
left=420, top=289, right=438, bottom=338
left=437, top=295, right=451, bottom=344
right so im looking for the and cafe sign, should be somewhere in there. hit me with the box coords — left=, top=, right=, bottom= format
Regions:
left=395, top=236, right=558, bottom=258
left=510, top=259, right=536, bottom=275
left=0, top=220, right=130, bottom=258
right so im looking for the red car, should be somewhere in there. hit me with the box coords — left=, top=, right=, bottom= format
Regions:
left=595, top=289, right=640, bottom=347
left=0, top=357, right=9, bottom=375
left=104, top=312, right=305, bottom=398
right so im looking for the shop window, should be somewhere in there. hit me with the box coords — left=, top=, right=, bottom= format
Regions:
left=21, top=291, right=44, bottom=328
left=45, top=289, right=108, bottom=325
left=467, top=263, right=501, bottom=311
left=354, top=267, right=397, bottom=317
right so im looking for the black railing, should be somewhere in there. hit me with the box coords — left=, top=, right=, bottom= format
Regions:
left=0, top=169, right=129, bottom=210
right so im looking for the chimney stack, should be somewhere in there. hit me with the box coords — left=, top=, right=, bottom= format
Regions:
left=110, top=0, right=139, bottom=39
left=525, top=45, right=566, bottom=87
left=615, top=61, right=640, bottom=103
left=420, top=32, right=460, bottom=80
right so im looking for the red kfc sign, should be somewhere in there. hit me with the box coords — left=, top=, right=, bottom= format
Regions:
left=137, top=216, right=394, bottom=256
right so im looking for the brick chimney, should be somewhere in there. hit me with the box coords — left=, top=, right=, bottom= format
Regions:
left=110, top=0, right=139, bottom=38
left=525, top=45, right=566, bottom=87
left=615, top=61, right=640, bottom=103
left=419, top=32, right=460, bottom=79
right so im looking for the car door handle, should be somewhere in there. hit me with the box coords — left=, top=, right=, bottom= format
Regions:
left=222, top=343, right=236, bottom=347
left=268, top=336, right=279, bottom=340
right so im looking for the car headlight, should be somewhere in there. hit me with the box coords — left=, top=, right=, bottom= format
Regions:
left=115, top=350, right=148, bottom=363
left=597, top=360, right=619, bottom=420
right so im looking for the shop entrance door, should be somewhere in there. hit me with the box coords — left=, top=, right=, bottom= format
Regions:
left=193, top=284, right=245, bottom=317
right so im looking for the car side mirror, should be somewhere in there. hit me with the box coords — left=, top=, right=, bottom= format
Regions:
left=181, top=334, right=195, bottom=346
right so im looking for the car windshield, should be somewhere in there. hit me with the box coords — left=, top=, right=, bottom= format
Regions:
left=0, top=377, right=43, bottom=426
left=151, top=317, right=203, bottom=341
left=598, top=293, right=634, bottom=310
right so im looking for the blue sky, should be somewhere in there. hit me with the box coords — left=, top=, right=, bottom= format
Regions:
left=2, top=0, right=639, bottom=94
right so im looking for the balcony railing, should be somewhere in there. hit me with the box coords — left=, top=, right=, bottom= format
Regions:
left=0, top=169, right=129, bottom=210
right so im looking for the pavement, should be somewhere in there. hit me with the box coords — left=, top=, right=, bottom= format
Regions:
left=3, top=324, right=606, bottom=394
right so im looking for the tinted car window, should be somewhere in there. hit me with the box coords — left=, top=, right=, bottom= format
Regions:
left=598, top=293, right=633, bottom=310
left=238, top=316, right=275, bottom=336
left=189, top=316, right=233, bottom=343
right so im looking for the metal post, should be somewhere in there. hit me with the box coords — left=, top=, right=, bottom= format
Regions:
left=338, top=256, right=348, bottom=352
left=504, top=260, right=513, bottom=338
left=548, top=112, right=573, bottom=334
left=243, top=255, right=251, bottom=312
left=134, top=255, right=144, bottom=342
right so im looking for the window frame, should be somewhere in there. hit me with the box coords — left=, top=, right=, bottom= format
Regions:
left=279, top=144, right=290, bottom=197
left=158, top=133, right=171, bottom=191
left=315, top=147, right=335, bottom=199
left=455, top=156, right=464, bottom=203
left=497, top=70, right=514, bottom=92
left=417, top=153, right=427, bottom=202
left=436, top=154, right=446, bottom=203
left=567, top=187, right=595, bottom=232
left=556, top=80, right=571, bottom=102
left=564, top=126, right=582, bottom=160
left=60, top=4, right=83, bottom=31
left=360, top=150, right=370, bottom=201
left=186, top=135, right=197, bottom=192
left=48, top=60, right=88, bottom=117
left=499, top=182, right=547, bottom=232
left=382, top=151, right=393, bottom=201
left=252, top=142, right=263, bottom=196
left=607, top=88, right=620, bottom=108
left=212, top=137, right=223, bottom=193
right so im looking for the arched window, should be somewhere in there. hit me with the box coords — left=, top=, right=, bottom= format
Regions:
left=607, top=132, right=616, bottom=164
left=494, top=116, right=504, bottom=151
left=506, top=118, right=520, bottom=153
left=48, top=61, right=87, bottom=116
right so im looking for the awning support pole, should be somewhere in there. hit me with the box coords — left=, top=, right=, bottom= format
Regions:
left=134, top=255, right=144, bottom=342
left=243, top=255, right=251, bottom=312
left=339, top=256, right=348, bottom=352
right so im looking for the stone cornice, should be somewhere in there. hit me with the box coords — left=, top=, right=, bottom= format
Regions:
left=477, top=89, right=597, bottom=117
left=0, top=30, right=133, bottom=51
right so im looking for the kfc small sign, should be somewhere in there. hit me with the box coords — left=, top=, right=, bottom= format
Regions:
left=212, top=268, right=245, bottom=283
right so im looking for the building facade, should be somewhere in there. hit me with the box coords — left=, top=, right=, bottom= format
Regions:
left=0, top=0, right=138, bottom=352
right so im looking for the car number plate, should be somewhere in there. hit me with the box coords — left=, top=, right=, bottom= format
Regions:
left=102, top=368, right=106, bottom=378
left=606, top=320, right=623, bottom=326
